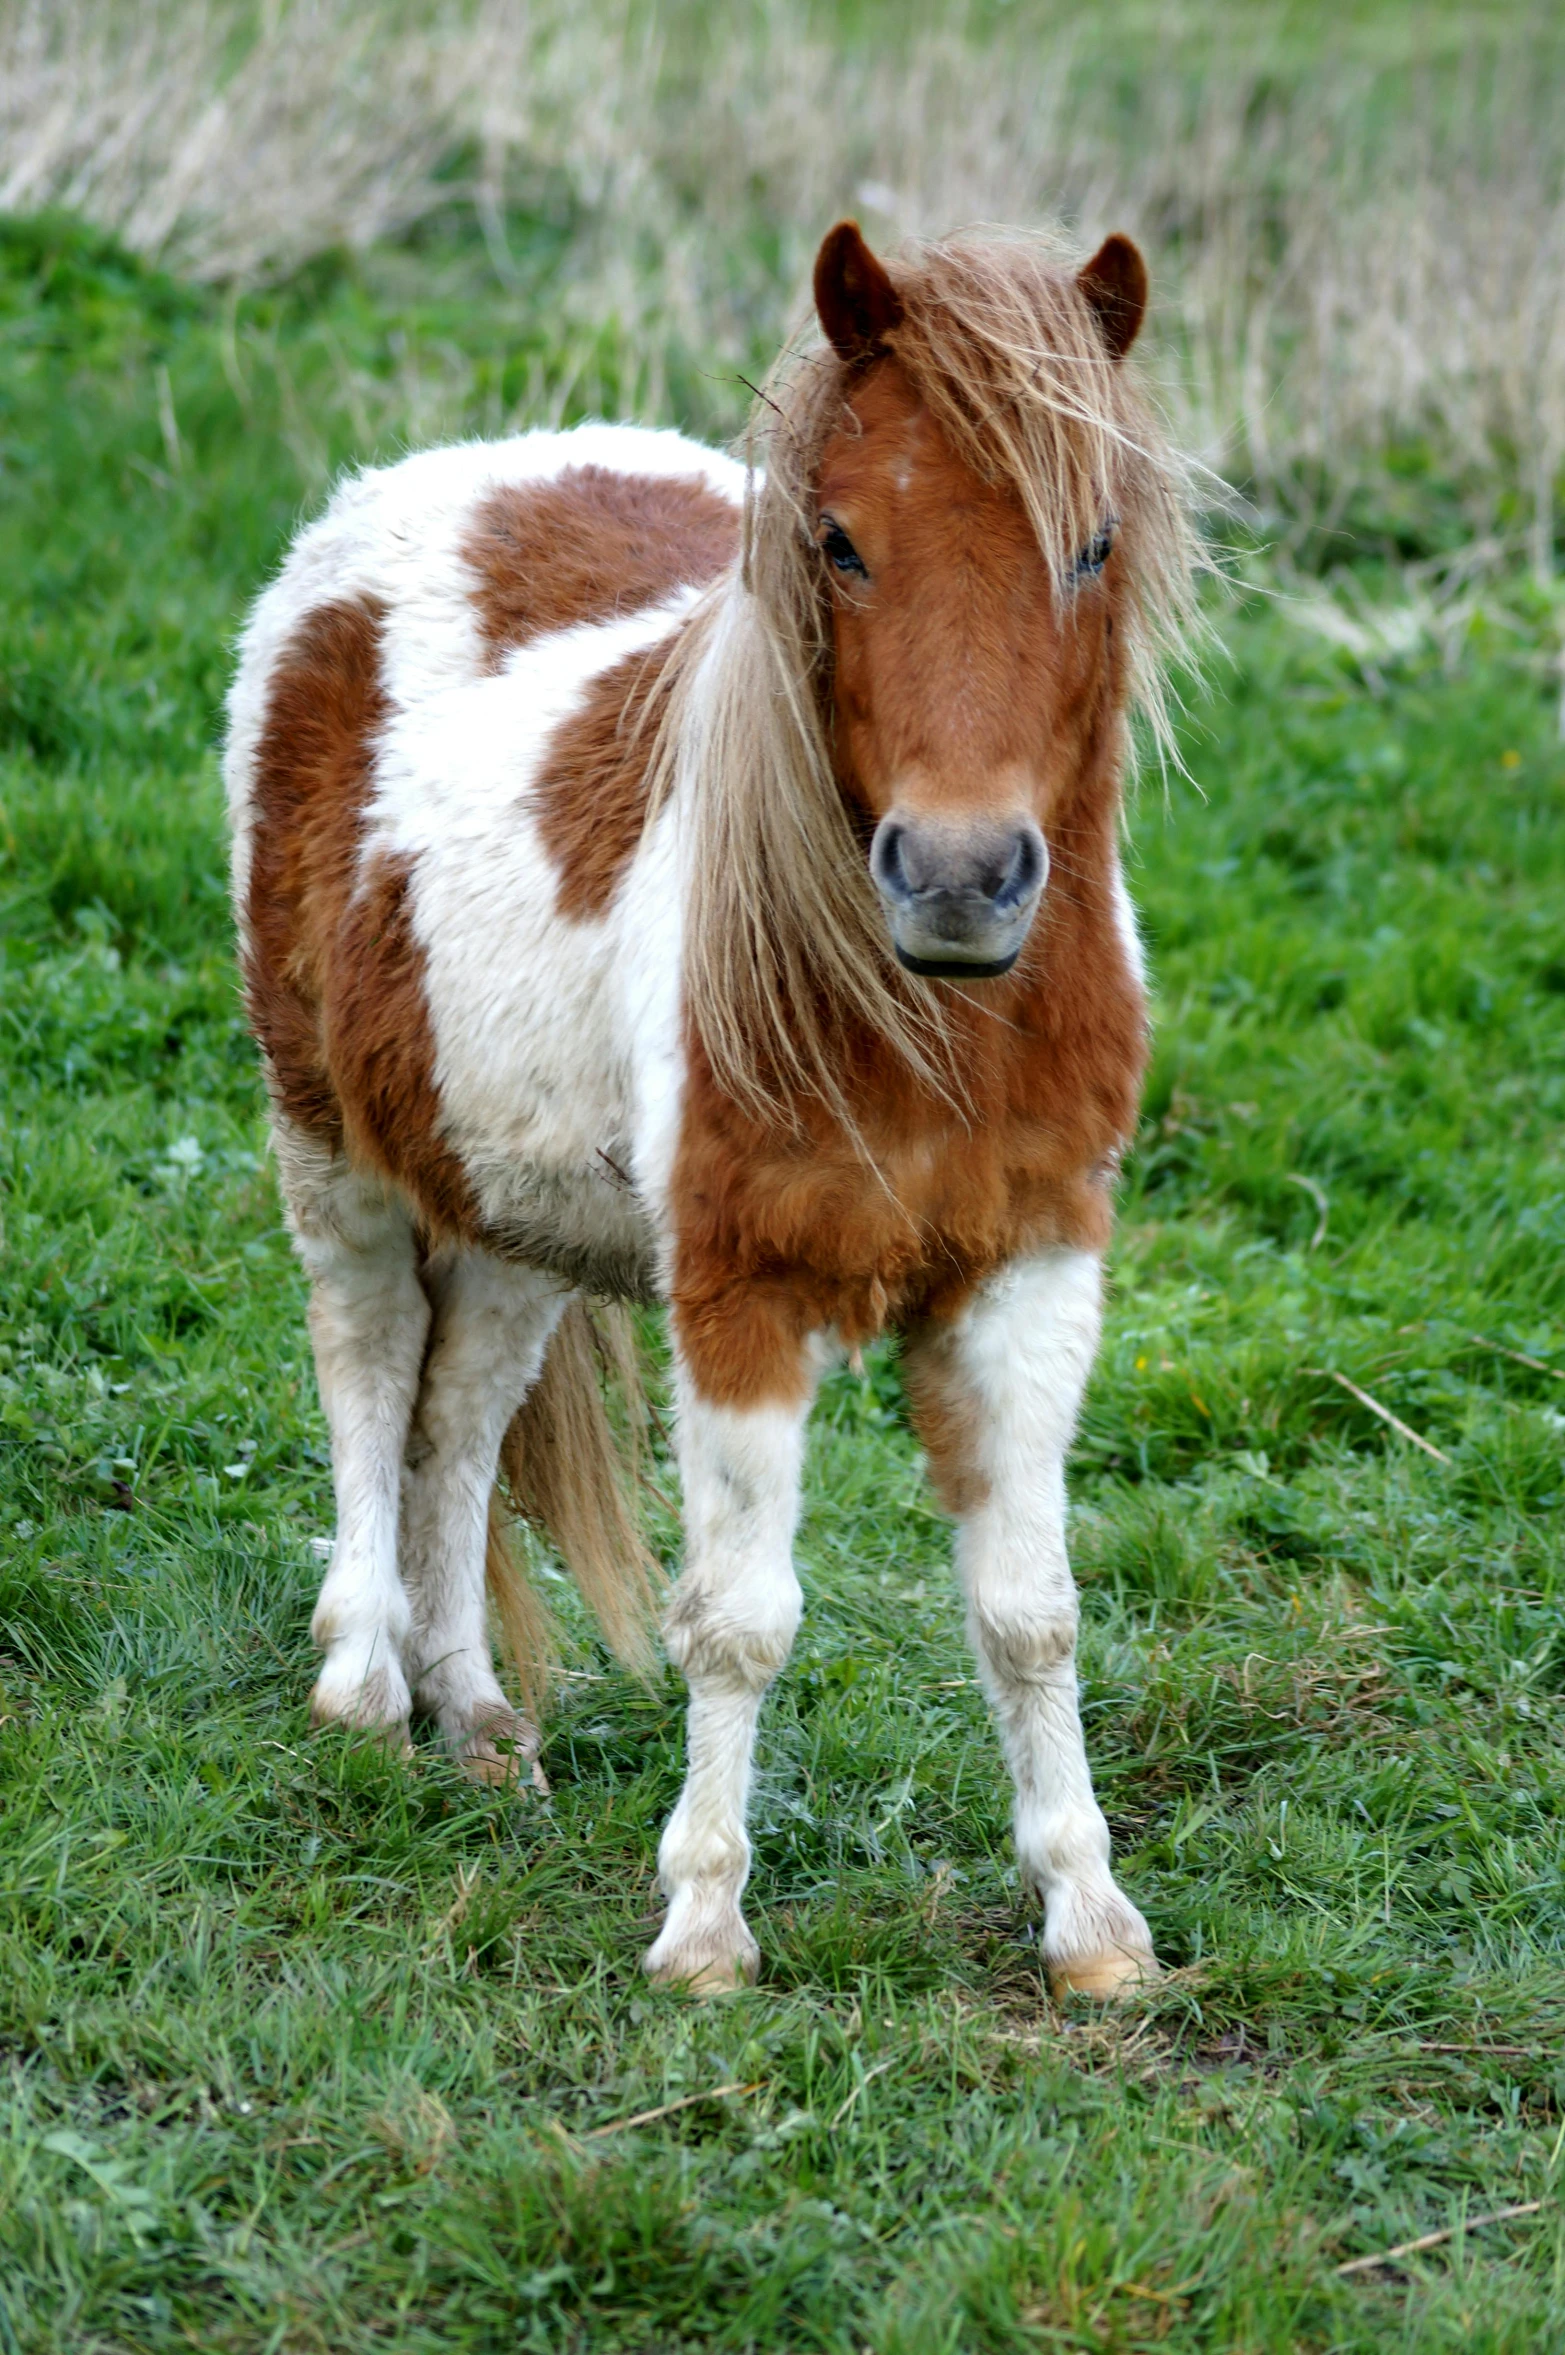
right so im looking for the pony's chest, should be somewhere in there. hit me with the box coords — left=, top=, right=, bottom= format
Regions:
left=705, top=1112, right=1111, bottom=1303
left=843, top=1123, right=1104, bottom=1270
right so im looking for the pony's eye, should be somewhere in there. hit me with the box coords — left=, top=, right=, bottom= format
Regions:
left=819, top=520, right=869, bottom=579
left=1074, top=526, right=1115, bottom=578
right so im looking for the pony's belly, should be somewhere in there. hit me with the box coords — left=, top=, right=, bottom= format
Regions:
left=475, top=1157, right=660, bottom=1301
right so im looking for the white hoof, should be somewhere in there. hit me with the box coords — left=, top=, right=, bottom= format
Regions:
left=454, top=1709, right=548, bottom=1793
left=644, top=1906, right=759, bottom=1995
left=1043, top=1881, right=1159, bottom=2002
left=1047, top=1943, right=1160, bottom=2001
left=309, top=1652, right=412, bottom=1747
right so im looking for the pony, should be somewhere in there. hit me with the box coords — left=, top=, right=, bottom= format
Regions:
left=225, top=220, right=1199, bottom=2000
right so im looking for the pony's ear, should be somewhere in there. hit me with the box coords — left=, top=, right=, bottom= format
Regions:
left=1077, top=234, right=1148, bottom=362
left=814, top=221, right=904, bottom=362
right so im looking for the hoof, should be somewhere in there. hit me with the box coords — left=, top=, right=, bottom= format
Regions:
left=457, top=1712, right=548, bottom=1794
left=1048, top=1945, right=1160, bottom=2002
left=644, top=1916, right=759, bottom=1996
left=646, top=1951, right=756, bottom=1997
left=310, top=1657, right=412, bottom=1745
left=671, top=1954, right=755, bottom=1998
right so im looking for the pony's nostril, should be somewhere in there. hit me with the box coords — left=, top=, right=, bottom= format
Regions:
left=995, top=825, right=1048, bottom=911
left=869, top=817, right=913, bottom=905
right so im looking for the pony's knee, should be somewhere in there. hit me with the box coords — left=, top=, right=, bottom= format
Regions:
left=969, top=1598, right=1079, bottom=1688
left=663, top=1572, right=802, bottom=1691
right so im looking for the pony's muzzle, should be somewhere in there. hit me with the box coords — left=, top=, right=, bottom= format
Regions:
left=870, top=813, right=1048, bottom=979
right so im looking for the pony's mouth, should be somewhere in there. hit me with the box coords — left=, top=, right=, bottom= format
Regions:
left=892, top=942, right=1023, bottom=980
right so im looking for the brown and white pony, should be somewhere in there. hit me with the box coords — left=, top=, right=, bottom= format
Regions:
left=226, top=222, right=1197, bottom=1999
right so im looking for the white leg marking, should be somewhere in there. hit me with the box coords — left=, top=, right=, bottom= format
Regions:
left=401, top=1252, right=567, bottom=1774
left=644, top=1370, right=813, bottom=1993
left=278, top=1131, right=428, bottom=1738
left=947, top=1253, right=1157, bottom=1997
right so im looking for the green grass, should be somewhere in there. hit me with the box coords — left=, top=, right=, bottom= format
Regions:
left=2, top=217, right=1564, bottom=2354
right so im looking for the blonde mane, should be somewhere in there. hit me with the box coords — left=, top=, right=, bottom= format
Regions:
left=654, top=226, right=1203, bottom=1132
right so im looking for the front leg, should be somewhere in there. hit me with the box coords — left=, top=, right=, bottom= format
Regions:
left=644, top=1341, right=816, bottom=1994
left=905, top=1252, right=1156, bottom=1998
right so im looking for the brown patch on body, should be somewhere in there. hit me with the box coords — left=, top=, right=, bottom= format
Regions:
left=244, top=597, right=383, bottom=1147
left=326, top=851, right=479, bottom=1234
left=244, top=597, right=479, bottom=1237
left=533, top=633, right=678, bottom=921
left=463, top=466, right=738, bottom=666
left=668, top=843, right=1142, bottom=1409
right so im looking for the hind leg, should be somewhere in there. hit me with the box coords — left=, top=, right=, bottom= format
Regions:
left=275, top=1121, right=429, bottom=1739
left=401, top=1251, right=568, bottom=1782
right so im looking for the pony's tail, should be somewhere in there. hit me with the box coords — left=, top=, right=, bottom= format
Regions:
left=485, top=1299, right=662, bottom=1720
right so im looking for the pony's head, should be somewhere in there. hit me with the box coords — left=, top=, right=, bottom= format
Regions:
left=811, top=221, right=1152, bottom=980
left=670, top=221, right=1199, bottom=1125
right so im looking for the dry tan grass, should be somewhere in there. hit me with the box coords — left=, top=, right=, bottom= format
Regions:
left=3, top=0, right=1561, bottom=556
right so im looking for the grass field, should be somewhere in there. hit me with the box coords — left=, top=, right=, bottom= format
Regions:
left=2, top=78, right=1565, bottom=2355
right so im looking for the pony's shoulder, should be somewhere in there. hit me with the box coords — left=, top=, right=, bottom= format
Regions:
left=458, top=433, right=741, bottom=671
